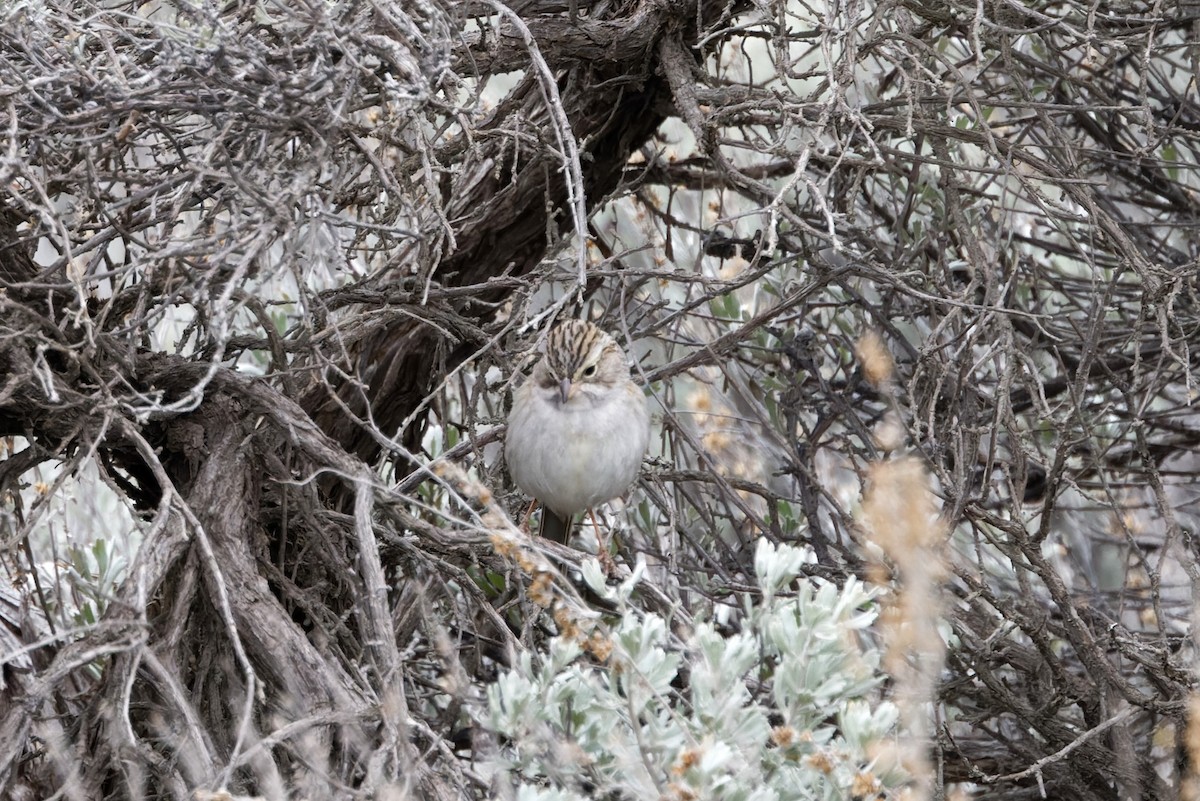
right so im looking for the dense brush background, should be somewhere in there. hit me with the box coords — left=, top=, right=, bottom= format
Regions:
left=2, top=0, right=1199, bottom=798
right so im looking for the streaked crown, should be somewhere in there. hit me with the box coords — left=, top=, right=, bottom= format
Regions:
left=542, top=319, right=619, bottom=381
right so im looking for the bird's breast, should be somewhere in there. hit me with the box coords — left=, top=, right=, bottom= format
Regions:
left=506, top=388, right=648, bottom=517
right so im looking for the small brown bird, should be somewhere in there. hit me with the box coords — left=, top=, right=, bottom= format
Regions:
left=505, top=320, right=650, bottom=543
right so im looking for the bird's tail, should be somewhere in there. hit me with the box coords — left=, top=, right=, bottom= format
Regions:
left=539, top=508, right=574, bottom=544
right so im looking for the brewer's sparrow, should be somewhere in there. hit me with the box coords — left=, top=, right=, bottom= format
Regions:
left=506, top=320, right=650, bottom=543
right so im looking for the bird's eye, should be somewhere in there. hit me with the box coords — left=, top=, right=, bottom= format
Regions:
left=582, top=364, right=597, bottom=378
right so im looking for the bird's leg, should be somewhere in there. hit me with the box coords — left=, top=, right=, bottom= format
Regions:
left=520, top=499, right=538, bottom=531
left=590, top=508, right=618, bottom=574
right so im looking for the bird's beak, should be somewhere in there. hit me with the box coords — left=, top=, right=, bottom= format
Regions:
left=558, top=378, right=572, bottom=405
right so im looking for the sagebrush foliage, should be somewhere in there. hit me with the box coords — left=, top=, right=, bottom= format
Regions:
left=487, top=542, right=904, bottom=800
